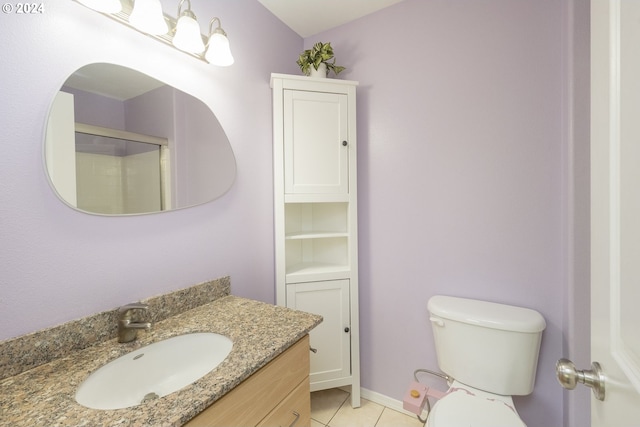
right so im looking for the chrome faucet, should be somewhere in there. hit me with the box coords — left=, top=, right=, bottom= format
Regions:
left=117, top=303, right=152, bottom=343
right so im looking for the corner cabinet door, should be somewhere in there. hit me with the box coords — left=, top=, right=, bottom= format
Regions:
left=283, top=90, right=349, bottom=195
left=286, top=280, right=351, bottom=384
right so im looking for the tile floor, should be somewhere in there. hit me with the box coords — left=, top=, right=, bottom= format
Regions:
left=311, top=388, right=424, bottom=427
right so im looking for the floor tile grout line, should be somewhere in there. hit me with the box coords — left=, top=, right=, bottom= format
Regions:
left=326, top=391, right=351, bottom=427
left=373, top=406, right=386, bottom=427
left=310, top=416, right=327, bottom=427
left=312, top=389, right=425, bottom=427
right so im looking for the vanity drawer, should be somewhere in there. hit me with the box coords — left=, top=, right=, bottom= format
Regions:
left=185, top=335, right=310, bottom=427
left=257, top=378, right=310, bottom=427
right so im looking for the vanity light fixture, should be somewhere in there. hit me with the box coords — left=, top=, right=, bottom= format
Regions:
left=172, top=0, right=205, bottom=54
left=76, top=0, right=121, bottom=13
left=73, top=0, right=234, bottom=66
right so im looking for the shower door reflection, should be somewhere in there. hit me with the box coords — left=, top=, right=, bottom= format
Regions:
left=75, top=125, right=170, bottom=215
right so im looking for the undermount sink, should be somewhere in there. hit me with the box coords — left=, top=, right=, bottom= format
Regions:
left=75, top=333, right=233, bottom=410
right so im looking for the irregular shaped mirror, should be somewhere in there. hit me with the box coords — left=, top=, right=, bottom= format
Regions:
left=45, top=63, right=236, bottom=215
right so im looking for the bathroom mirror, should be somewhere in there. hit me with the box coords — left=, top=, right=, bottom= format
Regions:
left=44, top=63, right=236, bottom=215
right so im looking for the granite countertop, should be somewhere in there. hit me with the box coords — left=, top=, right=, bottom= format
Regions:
left=0, top=296, right=322, bottom=427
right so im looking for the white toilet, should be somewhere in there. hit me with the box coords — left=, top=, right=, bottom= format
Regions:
left=426, top=295, right=546, bottom=427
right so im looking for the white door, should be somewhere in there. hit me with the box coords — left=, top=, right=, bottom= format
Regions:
left=286, top=280, right=351, bottom=387
left=45, top=91, right=77, bottom=206
left=590, top=0, right=640, bottom=424
left=283, top=90, right=349, bottom=194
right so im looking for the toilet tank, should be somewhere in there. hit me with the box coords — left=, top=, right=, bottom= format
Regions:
left=427, top=295, right=546, bottom=396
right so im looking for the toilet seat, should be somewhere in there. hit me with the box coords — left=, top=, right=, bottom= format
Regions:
left=426, top=382, right=526, bottom=427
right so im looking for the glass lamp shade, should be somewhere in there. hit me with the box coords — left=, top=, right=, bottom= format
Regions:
left=173, top=14, right=205, bottom=54
left=205, top=32, right=234, bottom=66
left=129, top=0, right=168, bottom=35
left=77, top=0, right=122, bottom=13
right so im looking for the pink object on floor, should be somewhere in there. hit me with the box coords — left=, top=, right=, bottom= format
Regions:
left=402, top=381, right=428, bottom=415
left=402, top=381, right=448, bottom=415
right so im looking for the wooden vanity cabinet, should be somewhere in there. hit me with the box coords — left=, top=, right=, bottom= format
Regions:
left=256, top=380, right=310, bottom=427
left=184, top=336, right=310, bottom=427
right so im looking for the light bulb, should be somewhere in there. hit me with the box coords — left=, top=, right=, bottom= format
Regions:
left=129, top=0, right=168, bottom=35
left=205, top=32, right=234, bottom=66
left=173, top=12, right=205, bottom=54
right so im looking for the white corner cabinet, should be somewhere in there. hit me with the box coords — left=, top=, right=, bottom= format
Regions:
left=271, top=73, right=360, bottom=408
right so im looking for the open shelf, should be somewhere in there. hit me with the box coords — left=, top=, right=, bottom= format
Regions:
left=285, top=236, right=348, bottom=271
left=286, top=231, right=348, bottom=240
left=284, top=202, right=351, bottom=280
left=285, top=202, right=348, bottom=236
left=285, top=263, right=351, bottom=282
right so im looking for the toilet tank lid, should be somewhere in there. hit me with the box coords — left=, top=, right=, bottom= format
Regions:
left=428, top=295, right=546, bottom=333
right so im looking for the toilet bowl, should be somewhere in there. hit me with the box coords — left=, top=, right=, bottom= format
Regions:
left=426, top=295, right=546, bottom=427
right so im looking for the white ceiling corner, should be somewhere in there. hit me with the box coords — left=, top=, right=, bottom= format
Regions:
left=257, top=0, right=405, bottom=38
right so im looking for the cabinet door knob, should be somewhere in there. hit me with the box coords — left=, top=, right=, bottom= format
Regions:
left=342, top=140, right=348, bottom=146
left=310, top=346, right=318, bottom=353
left=344, top=327, right=350, bottom=333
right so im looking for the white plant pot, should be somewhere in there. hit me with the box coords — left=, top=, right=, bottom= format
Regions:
left=308, top=63, right=327, bottom=78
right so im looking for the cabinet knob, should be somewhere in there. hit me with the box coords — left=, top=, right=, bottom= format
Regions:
left=344, top=327, right=350, bottom=333
left=342, top=140, right=348, bottom=146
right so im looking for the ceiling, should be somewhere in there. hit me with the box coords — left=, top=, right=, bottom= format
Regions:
left=64, top=63, right=165, bottom=101
left=257, top=0, right=406, bottom=38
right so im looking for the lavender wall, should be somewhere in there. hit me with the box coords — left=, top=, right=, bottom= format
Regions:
left=62, top=86, right=127, bottom=130
left=308, top=1, right=587, bottom=426
left=562, top=0, right=592, bottom=425
left=0, top=1, right=588, bottom=426
left=0, top=0, right=299, bottom=338
left=124, top=86, right=235, bottom=207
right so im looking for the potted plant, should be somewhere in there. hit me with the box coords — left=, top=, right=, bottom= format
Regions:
left=296, top=42, right=346, bottom=77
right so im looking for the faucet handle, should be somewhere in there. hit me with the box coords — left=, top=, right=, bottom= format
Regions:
left=118, top=302, right=149, bottom=319
left=117, top=303, right=151, bottom=343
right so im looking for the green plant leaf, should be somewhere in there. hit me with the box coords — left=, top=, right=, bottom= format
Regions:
left=296, top=42, right=345, bottom=76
